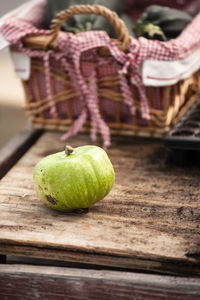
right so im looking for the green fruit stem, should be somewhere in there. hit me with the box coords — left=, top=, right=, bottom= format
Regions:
left=65, top=145, right=74, bottom=156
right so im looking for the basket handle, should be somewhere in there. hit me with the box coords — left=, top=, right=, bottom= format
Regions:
left=47, top=4, right=130, bottom=52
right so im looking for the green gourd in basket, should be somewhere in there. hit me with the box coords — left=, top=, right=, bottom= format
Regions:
left=133, top=5, right=192, bottom=41
left=45, top=0, right=127, bottom=37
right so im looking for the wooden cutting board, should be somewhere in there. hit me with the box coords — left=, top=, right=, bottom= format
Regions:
left=0, top=132, right=200, bottom=276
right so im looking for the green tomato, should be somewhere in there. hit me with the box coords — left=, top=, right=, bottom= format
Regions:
left=33, top=145, right=115, bottom=212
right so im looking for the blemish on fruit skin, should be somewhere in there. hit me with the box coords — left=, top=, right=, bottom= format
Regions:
left=46, top=195, right=57, bottom=205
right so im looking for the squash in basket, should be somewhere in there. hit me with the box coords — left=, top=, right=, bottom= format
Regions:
left=133, top=5, right=192, bottom=41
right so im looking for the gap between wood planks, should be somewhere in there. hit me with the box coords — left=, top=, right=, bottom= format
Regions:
left=0, top=243, right=200, bottom=277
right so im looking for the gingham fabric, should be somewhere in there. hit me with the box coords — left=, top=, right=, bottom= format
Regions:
left=1, top=1, right=200, bottom=147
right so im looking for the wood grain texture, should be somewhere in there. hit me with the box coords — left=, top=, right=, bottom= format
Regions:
left=0, top=124, right=42, bottom=179
left=0, top=132, right=200, bottom=275
left=0, top=264, right=200, bottom=300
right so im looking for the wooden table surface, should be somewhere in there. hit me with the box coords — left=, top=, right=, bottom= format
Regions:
left=0, top=131, right=200, bottom=279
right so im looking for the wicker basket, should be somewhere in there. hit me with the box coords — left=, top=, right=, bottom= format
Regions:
left=21, top=5, right=200, bottom=139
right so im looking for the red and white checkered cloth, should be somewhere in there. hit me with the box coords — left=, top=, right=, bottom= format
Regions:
left=1, top=0, right=200, bottom=147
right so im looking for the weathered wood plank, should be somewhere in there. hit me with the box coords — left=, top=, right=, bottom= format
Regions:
left=0, top=264, right=200, bottom=300
left=0, top=124, right=42, bottom=179
left=0, top=132, right=200, bottom=275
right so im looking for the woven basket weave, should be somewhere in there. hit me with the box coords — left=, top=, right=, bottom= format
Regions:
left=22, top=4, right=200, bottom=138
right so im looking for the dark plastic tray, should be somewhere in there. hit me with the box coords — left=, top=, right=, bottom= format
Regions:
left=164, top=98, right=200, bottom=151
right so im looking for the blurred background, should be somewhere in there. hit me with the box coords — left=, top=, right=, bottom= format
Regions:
left=0, top=0, right=27, bottom=149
